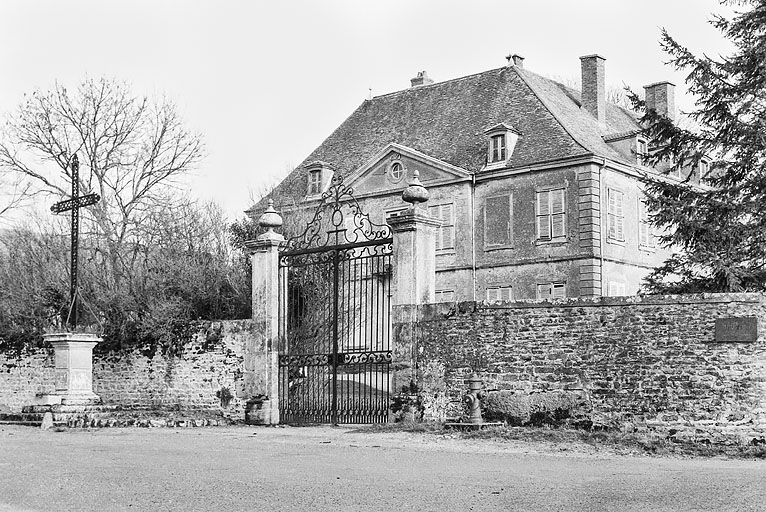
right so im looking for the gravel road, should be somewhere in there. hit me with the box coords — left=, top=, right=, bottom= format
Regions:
left=1, top=424, right=764, bottom=511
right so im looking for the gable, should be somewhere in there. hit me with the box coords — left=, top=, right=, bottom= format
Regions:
left=345, top=144, right=470, bottom=196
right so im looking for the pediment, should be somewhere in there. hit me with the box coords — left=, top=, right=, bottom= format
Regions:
left=345, top=143, right=471, bottom=195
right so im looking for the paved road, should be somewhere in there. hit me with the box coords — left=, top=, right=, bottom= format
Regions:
left=0, top=424, right=764, bottom=511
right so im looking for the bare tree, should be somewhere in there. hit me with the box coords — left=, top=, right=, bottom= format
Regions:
left=0, top=78, right=204, bottom=289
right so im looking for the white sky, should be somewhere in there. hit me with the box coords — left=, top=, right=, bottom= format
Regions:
left=0, top=0, right=736, bottom=221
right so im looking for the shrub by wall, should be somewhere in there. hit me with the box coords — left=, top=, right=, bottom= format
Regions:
left=410, top=293, right=766, bottom=440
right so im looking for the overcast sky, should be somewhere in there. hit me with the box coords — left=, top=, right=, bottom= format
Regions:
left=0, top=0, right=736, bottom=220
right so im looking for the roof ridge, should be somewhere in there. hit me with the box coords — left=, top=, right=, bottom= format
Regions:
left=371, top=66, right=508, bottom=100
left=511, top=66, right=592, bottom=155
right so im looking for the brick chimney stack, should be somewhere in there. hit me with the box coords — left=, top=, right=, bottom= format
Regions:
left=580, top=54, right=606, bottom=124
left=410, top=71, right=434, bottom=88
left=644, top=81, right=676, bottom=122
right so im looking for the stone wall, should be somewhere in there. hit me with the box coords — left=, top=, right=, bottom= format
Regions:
left=408, top=293, right=766, bottom=439
left=0, top=320, right=252, bottom=420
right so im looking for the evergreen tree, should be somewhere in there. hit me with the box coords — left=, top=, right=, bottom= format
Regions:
left=632, top=0, right=766, bottom=293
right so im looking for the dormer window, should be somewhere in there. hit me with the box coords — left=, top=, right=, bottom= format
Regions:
left=636, top=137, right=648, bottom=164
left=490, top=134, right=507, bottom=162
left=308, top=170, right=322, bottom=195
left=484, top=122, right=520, bottom=170
left=305, top=162, right=333, bottom=197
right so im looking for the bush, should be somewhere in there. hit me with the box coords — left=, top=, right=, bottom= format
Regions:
left=483, top=390, right=592, bottom=428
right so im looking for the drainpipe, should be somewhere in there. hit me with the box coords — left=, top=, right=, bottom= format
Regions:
left=471, top=172, right=477, bottom=302
left=598, top=157, right=606, bottom=296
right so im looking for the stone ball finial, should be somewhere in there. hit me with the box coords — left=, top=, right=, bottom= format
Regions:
left=402, top=169, right=429, bottom=207
left=258, top=199, right=283, bottom=233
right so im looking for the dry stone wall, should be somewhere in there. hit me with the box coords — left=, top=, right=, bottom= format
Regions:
left=0, top=320, right=252, bottom=420
left=410, top=294, right=766, bottom=439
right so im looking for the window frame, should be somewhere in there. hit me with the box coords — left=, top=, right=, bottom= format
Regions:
left=486, top=285, right=513, bottom=302
left=535, top=187, right=567, bottom=243
left=537, top=282, right=566, bottom=300
left=389, top=161, right=404, bottom=182
left=428, top=202, right=456, bottom=253
left=484, top=193, right=513, bottom=250
left=434, top=289, right=456, bottom=303
left=490, top=134, right=507, bottom=163
left=636, top=137, right=648, bottom=165
left=307, top=169, right=323, bottom=196
left=606, top=187, right=625, bottom=243
left=638, top=197, right=655, bottom=250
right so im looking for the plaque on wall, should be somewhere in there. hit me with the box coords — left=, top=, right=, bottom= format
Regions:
left=714, top=317, right=758, bottom=343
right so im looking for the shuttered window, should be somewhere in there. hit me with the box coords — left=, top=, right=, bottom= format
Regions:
left=485, top=194, right=512, bottom=247
left=536, top=188, right=566, bottom=240
left=608, top=281, right=627, bottom=296
left=428, top=203, right=455, bottom=251
left=537, top=282, right=566, bottom=299
left=638, top=198, right=655, bottom=248
left=434, top=290, right=455, bottom=303
left=486, top=286, right=513, bottom=302
left=607, top=188, right=624, bottom=241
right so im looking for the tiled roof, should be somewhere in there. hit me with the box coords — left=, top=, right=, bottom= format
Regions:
left=267, top=64, right=641, bottom=205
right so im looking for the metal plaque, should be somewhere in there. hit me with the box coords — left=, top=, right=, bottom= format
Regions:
left=714, top=317, right=758, bottom=343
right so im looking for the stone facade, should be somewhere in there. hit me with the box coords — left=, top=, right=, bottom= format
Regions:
left=407, top=293, right=766, bottom=438
left=0, top=320, right=252, bottom=419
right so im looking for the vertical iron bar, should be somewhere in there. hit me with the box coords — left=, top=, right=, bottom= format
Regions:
left=332, top=249, right=339, bottom=425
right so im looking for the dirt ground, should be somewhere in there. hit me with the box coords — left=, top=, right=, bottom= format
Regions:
left=1, top=424, right=764, bottom=511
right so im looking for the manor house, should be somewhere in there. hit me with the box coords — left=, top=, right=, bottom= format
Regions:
left=262, top=53, right=701, bottom=301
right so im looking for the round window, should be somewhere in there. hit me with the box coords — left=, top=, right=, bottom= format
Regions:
left=390, top=162, right=404, bottom=181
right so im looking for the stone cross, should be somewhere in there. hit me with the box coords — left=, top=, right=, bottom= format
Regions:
left=50, top=154, right=101, bottom=329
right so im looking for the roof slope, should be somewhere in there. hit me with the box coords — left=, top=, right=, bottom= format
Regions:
left=268, top=65, right=641, bottom=205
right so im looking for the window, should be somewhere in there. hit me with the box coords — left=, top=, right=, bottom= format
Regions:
left=638, top=198, right=655, bottom=248
left=699, top=159, right=710, bottom=180
left=607, top=188, right=624, bottom=242
left=308, top=169, right=322, bottom=195
left=484, top=194, right=512, bottom=248
left=608, top=281, right=627, bottom=297
left=636, top=138, right=648, bottom=164
left=428, top=203, right=455, bottom=251
left=537, top=282, right=566, bottom=299
left=390, top=162, right=404, bottom=182
left=486, top=286, right=512, bottom=302
left=434, top=290, right=455, bottom=303
left=490, top=134, right=507, bottom=162
left=536, top=188, right=566, bottom=241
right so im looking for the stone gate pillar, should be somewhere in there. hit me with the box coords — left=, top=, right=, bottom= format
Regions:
left=243, top=200, right=283, bottom=425
left=387, top=171, right=441, bottom=394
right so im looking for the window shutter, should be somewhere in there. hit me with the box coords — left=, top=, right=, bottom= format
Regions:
left=537, top=283, right=552, bottom=299
left=441, top=203, right=454, bottom=249
left=552, top=283, right=566, bottom=298
left=485, top=195, right=511, bottom=246
left=486, top=288, right=499, bottom=301
left=551, top=189, right=565, bottom=238
left=501, top=287, right=512, bottom=300
left=428, top=204, right=442, bottom=250
left=536, top=191, right=551, bottom=239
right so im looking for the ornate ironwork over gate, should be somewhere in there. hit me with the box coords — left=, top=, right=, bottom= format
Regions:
left=278, top=174, right=393, bottom=424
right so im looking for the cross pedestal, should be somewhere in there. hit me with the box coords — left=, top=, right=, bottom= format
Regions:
left=44, top=333, right=102, bottom=405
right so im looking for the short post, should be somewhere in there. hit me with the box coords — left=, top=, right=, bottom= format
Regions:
left=44, top=332, right=101, bottom=405
left=388, top=171, right=441, bottom=394
left=243, top=200, right=283, bottom=425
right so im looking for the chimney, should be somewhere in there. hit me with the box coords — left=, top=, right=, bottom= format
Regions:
left=644, top=81, right=676, bottom=122
left=506, top=54, right=524, bottom=68
left=580, top=54, right=606, bottom=124
left=410, top=71, right=434, bottom=88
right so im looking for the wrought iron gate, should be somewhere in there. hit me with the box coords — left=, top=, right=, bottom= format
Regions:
left=278, top=174, right=393, bottom=424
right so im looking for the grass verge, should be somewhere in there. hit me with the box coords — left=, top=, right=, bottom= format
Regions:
left=351, top=422, right=766, bottom=459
